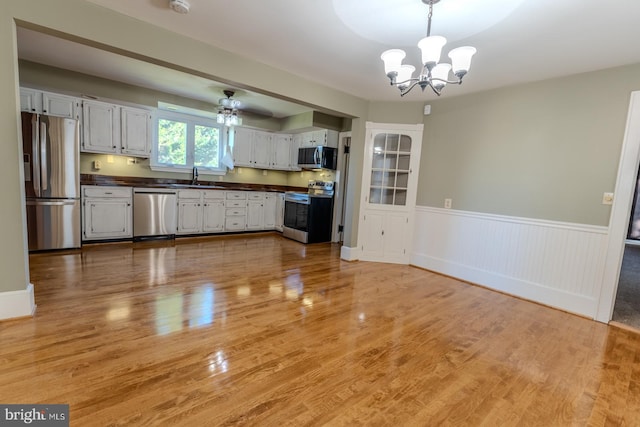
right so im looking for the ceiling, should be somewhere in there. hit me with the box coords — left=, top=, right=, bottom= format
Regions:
left=16, top=0, right=640, bottom=116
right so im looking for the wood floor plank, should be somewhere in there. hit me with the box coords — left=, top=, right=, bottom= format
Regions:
left=1, top=234, right=640, bottom=425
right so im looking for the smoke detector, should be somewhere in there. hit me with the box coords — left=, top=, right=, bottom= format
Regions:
left=169, top=0, right=190, bottom=14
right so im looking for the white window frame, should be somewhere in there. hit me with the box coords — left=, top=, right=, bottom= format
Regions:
left=151, top=110, right=227, bottom=175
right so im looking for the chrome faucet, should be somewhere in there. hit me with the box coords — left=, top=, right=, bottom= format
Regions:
left=192, top=166, right=199, bottom=184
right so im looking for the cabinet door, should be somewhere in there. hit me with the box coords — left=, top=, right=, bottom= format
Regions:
left=290, top=134, right=302, bottom=171
left=82, top=100, right=119, bottom=153
left=300, top=132, right=315, bottom=147
left=42, top=92, right=78, bottom=119
left=121, top=106, right=151, bottom=157
left=83, top=199, right=132, bottom=240
left=233, top=127, right=253, bottom=167
left=20, top=88, right=41, bottom=113
left=263, top=194, right=277, bottom=229
left=177, top=201, right=202, bottom=234
left=272, top=135, right=292, bottom=170
left=246, top=200, right=264, bottom=230
left=275, top=193, right=284, bottom=231
left=360, top=212, right=385, bottom=260
left=383, top=213, right=409, bottom=262
left=312, top=129, right=327, bottom=146
left=253, top=131, right=271, bottom=169
left=202, top=200, right=225, bottom=232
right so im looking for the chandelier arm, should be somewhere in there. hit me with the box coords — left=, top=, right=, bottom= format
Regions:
left=399, top=81, right=422, bottom=97
left=430, top=77, right=464, bottom=85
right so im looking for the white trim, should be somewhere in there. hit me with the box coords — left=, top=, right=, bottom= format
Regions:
left=365, top=121, right=424, bottom=132
left=596, top=91, right=640, bottom=322
left=412, top=207, right=608, bottom=319
left=415, top=206, right=608, bottom=234
left=340, top=245, right=359, bottom=261
left=0, top=283, right=36, bottom=321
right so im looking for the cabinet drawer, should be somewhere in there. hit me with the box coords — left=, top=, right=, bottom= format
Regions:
left=226, top=200, right=246, bottom=208
left=225, top=217, right=246, bottom=231
left=226, top=191, right=247, bottom=200
left=82, top=186, right=131, bottom=199
left=177, top=189, right=202, bottom=200
left=203, top=190, right=225, bottom=200
left=247, top=192, right=264, bottom=200
left=225, top=208, right=246, bottom=216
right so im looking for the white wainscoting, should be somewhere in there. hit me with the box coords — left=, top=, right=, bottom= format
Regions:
left=411, top=206, right=609, bottom=319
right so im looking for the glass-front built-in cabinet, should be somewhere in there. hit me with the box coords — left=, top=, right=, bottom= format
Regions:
left=369, top=132, right=412, bottom=206
left=358, top=122, right=423, bottom=264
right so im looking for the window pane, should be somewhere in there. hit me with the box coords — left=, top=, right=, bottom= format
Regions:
left=194, top=125, right=219, bottom=168
left=158, top=119, right=187, bottom=166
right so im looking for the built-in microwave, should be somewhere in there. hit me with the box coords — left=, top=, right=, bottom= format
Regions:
left=297, top=146, right=337, bottom=170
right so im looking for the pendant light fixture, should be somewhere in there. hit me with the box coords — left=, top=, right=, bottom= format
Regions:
left=380, top=0, right=477, bottom=96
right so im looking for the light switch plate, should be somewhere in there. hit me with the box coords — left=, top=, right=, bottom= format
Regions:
left=444, top=198, right=452, bottom=209
left=602, top=192, right=614, bottom=205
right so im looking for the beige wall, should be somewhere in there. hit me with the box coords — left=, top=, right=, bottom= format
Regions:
left=418, top=63, right=640, bottom=226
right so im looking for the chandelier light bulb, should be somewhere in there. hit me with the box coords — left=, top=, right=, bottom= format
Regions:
left=380, top=0, right=477, bottom=96
left=417, top=36, right=447, bottom=70
left=448, top=46, right=477, bottom=77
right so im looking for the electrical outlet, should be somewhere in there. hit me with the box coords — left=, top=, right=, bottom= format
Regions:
left=263, top=170, right=268, bottom=176
left=93, top=160, right=102, bottom=170
left=602, top=192, right=614, bottom=205
left=444, top=198, right=452, bottom=209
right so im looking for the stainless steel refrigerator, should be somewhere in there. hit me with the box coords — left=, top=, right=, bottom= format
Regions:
left=22, top=112, right=80, bottom=251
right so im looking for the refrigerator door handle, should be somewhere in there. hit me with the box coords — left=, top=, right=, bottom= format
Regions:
left=26, top=200, right=78, bottom=206
left=40, top=121, right=48, bottom=192
left=32, top=115, right=40, bottom=197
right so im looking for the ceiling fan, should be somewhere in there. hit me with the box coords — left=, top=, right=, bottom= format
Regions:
left=216, top=89, right=275, bottom=126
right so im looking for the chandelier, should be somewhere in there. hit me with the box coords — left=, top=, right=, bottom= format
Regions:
left=380, top=0, right=476, bottom=97
left=216, top=90, right=240, bottom=126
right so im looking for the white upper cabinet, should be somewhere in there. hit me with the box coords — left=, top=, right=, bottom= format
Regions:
left=232, top=127, right=253, bottom=167
left=20, top=88, right=79, bottom=119
left=82, top=100, right=119, bottom=154
left=296, top=129, right=339, bottom=148
left=253, top=131, right=272, bottom=169
left=272, top=134, right=293, bottom=170
left=232, top=128, right=294, bottom=171
left=120, top=106, right=152, bottom=157
left=82, top=100, right=152, bottom=157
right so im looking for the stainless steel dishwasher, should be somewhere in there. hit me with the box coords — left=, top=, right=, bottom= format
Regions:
left=133, top=188, right=177, bottom=240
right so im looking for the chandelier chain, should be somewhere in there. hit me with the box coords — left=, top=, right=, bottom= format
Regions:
left=427, top=1, right=433, bottom=37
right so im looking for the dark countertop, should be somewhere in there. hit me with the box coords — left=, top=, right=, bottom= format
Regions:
left=80, top=174, right=307, bottom=193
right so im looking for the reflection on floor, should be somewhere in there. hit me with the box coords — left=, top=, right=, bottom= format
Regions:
left=3, top=235, right=640, bottom=424
left=613, top=244, right=640, bottom=329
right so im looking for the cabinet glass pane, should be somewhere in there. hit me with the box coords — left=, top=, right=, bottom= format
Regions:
left=384, top=154, right=398, bottom=170
left=395, top=190, right=407, bottom=206
left=369, top=188, right=382, bottom=204
left=396, top=172, right=409, bottom=189
left=399, top=135, right=412, bottom=152
left=372, top=153, right=385, bottom=169
left=397, top=154, right=410, bottom=171
left=373, top=134, right=386, bottom=151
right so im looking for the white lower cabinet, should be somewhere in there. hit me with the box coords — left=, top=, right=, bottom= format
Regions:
left=173, top=189, right=282, bottom=236
left=264, top=193, right=277, bottom=230
left=246, top=193, right=265, bottom=230
left=203, top=192, right=225, bottom=232
left=360, top=211, right=410, bottom=263
left=82, top=186, right=132, bottom=241
left=275, top=193, right=284, bottom=232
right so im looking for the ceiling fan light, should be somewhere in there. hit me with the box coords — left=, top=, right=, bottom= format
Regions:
left=431, top=63, right=452, bottom=89
left=418, top=36, right=447, bottom=69
left=217, top=110, right=225, bottom=124
left=448, top=46, right=477, bottom=77
left=381, top=49, right=406, bottom=76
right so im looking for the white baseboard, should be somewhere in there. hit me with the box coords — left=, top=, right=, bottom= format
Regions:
left=340, top=245, right=359, bottom=261
left=0, top=283, right=36, bottom=321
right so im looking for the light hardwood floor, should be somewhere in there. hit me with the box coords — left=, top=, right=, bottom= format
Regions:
left=2, top=234, right=640, bottom=425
